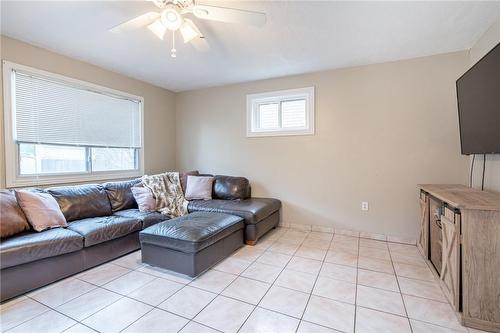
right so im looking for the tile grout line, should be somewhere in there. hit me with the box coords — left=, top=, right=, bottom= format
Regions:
left=293, top=232, right=334, bottom=333
left=2, top=229, right=466, bottom=333
left=353, top=232, right=360, bottom=333
left=236, top=229, right=308, bottom=332
left=388, top=245, right=413, bottom=333
left=181, top=231, right=284, bottom=332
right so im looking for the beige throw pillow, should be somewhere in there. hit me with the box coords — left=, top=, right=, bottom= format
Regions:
left=185, top=176, right=214, bottom=200
left=131, top=184, right=156, bottom=212
left=15, top=190, right=68, bottom=232
left=180, top=170, right=199, bottom=194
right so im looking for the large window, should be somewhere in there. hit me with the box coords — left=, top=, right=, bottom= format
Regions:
left=246, top=86, right=315, bottom=137
left=3, top=61, right=144, bottom=187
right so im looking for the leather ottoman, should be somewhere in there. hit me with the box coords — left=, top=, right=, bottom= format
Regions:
left=139, top=212, right=244, bottom=277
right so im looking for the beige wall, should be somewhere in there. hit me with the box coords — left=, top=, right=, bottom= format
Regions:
left=176, top=52, right=470, bottom=239
left=468, top=18, right=500, bottom=193
left=0, top=35, right=479, bottom=240
left=0, top=36, right=176, bottom=188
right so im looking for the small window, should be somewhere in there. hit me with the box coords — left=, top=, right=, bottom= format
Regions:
left=247, top=87, right=314, bottom=137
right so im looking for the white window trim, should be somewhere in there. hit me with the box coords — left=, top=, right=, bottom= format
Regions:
left=2, top=61, right=145, bottom=188
left=246, top=86, right=315, bottom=137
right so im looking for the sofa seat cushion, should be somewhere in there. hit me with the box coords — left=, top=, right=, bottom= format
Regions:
left=0, top=228, right=83, bottom=269
left=140, top=212, right=244, bottom=253
left=67, top=216, right=141, bottom=247
left=187, top=198, right=281, bottom=225
left=113, top=209, right=170, bottom=229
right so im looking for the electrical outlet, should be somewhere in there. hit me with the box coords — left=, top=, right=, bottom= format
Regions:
left=361, top=202, right=369, bottom=211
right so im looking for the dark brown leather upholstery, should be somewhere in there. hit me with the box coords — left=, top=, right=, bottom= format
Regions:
left=188, top=198, right=281, bottom=225
left=140, top=212, right=244, bottom=253
left=103, top=179, right=140, bottom=212
left=47, top=184, right=112, bottom=222
left=212, top=175, right=251, bottom=200
left=0, top=228, right=83, bottom=269
left=0, top=174, right=281, bottom=300
left=141, top=228, right=243, bottom=277
left=67, top=216, right=141, bottom=247
left=245, top=210, right=280, bottom=242
left=113, top=209, right=170, bottom=229
left=1, top=233, right=140, bottom=302
left=0, top=190, right=30, bottom=238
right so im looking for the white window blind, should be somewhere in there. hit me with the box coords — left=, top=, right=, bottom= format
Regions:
left=258, top=103, right=279, bottom=129
left=282, top=99, right=306, bottom=128
left=14, top=71, right=141, bottom=148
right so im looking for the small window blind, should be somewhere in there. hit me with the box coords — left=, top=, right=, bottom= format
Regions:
left=282, top=99, right=306, bottom=128
left=258, top=103, right=279, bottom=129
left=14, top=71, right=141, bottom=148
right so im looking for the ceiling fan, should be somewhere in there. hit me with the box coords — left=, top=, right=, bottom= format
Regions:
left=110, top=0, right=266, bottom=58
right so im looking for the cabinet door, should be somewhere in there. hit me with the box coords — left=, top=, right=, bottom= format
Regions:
left=418, top=193, right=429, bottom=258
left=440, top=212, right=460, bottom=311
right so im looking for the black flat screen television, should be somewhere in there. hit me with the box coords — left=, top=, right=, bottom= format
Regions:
left=456, top=42, right=500, bottom=155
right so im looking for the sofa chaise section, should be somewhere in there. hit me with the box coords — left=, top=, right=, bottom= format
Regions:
left=187, top=175, right=281, bottom=245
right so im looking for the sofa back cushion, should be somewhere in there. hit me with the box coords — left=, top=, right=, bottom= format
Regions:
left=0, top=190, right=31, bottom=238
left=213, top=175, right=251, bottom=200
left=15, top=190, right=68, bottom=232
left=47, top=184, right=112, bottom=222
left=103, top=179, right=140, bottom=212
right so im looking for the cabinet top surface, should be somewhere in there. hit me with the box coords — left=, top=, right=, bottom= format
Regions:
left=418, top=184, right=500, bottom=211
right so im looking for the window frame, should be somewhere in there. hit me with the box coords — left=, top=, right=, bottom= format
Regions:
left=2, top=61, right=144, bottom=187
left=246, top=86, right=315, bottom=137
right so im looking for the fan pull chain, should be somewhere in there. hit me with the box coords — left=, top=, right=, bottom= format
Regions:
left=171, top=31, right=177, bottom=58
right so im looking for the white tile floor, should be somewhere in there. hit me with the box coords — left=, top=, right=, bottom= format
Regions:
left=0, top=227, right=491, bottom=333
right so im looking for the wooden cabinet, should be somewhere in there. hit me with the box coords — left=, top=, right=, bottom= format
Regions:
left=418, top=184, right=500, bottom=333
left=417, top=192, right=429, bottom=258
left=440, top=208, right=460, bottom=311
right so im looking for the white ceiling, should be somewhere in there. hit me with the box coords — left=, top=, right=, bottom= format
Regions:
left=2, top=1, right=500, bottom=92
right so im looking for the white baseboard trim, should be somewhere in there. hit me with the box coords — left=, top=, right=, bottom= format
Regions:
left=278, top=222, right=416, bottom=245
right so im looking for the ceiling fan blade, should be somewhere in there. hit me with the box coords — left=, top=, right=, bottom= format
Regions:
left=147, top=19, right=167, bottom=40
left=110, top=12, right=160, bottom=33
left=145, top=0, right=165, bottom=9
left=191, top=37, right=210, bottom=52
left=191, top=5, right=266, bottom=26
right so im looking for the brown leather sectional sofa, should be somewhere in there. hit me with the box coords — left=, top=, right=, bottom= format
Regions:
left=0, top=175, right=281, bottom=302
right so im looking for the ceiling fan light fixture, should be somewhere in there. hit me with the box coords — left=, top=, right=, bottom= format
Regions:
left=161, top=6, right=182, bottom=31
left=147, top=19, right=167, bottom=40
left=179, top=19, right=201, bottom=43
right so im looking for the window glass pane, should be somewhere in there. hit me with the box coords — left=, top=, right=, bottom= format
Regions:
left=282, top=99, right=306, bottom=128
left=19, top=143, right=87, bottom=175
left=258, top=103, right=279, bottom=129
left=91, top=147, right=137, bottom=172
